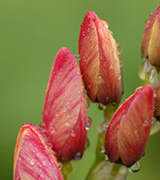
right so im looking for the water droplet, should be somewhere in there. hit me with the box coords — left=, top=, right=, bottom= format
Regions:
left=65, top=121, right=70, bottom=126
left=80, top=85, right=84, bottom=92
left=55, top=111, right=59, bottom=116
left=154, top=92, right=157, bottom=98
left=106, top=96, right=109, bottom=101
left=62, top=107, right=67, bottom=112
left=58, top=162, right=63, bottom=170
left=105, top=154, right=109, bottom=162
left=87, top=27, right=90, bottom=32
left=82, top=56, right=86, bottom=62
left=44, top=109, right=48, bottom=115
left=74, top=54, right=80, bottom=61
left=71, top=130, right=76, bottom=137
left=110, top=64, right=114, bottom=69
left=85, top=98, right=90, bottom=110
left=85, top=138, right=90, bottom=150
left=74, top=152, right=82, bottom=160
left=42, top=160, right=46, bottom=166
left=82, top=31, right=85, bottom=36
left=129, top=161, right=141, bottom=173
left=30, top=158, right=35, bottom=165
left=49, top=126, right=56, bottom=134
left=103, top=61, right=107, bottom=66
left=150, top=12, right=153, bottom=17
left=83, top=89, right=87, bottom=94
left=86, top=117, right=92, bottom=130
left=118, top=73, right=121, bottom=80
left=97, top=75, right=102, bottom=80
left=152, top=117, right=156, bottom=124
left=105, top=124, right=109, bottom=130
left=120, top=60, right=123, bottom=68
left=88, top=85, right=91, bottom=89
left=98, top=103, right=106, bottom=110
left=40, top=122, right=46, bottom=128
left=143, top=120, right=149, bottom=127
left=134, top=129, right=138, bottom=134
left=100, top=146, right=105, bottom=153
left=145, top=20, right=151, bottom=28
left=112, top=102, right=117, bottom=106
left=76, top=70, right=81, bottom=75
left=116, top=43, right=123, bottom=55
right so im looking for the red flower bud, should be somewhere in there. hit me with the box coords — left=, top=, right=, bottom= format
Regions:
left=41, top=47, right=88, bottom=161
left=141, top=3, right=160, bottom=68
left=79, top=11, right=123, bottom=105
left=14, top=123, right=64, bottom=180
left=105, top=85, right=154, bottom=167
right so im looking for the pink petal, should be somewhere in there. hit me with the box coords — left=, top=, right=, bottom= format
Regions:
left=42, top=47, right=88, bottom=161
left=105, top=85, right=154, bottom=167
left=14, top=123, right=64, bottom=180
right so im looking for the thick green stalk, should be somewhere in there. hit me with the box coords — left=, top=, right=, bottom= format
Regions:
left=86, top=104, right=118, bottom=180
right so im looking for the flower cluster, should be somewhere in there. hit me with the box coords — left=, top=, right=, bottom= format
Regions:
left=14, top=4, right=160, bottom=180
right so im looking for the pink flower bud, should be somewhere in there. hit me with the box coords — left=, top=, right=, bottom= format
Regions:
left=41, top=47, right=88, bottom=161
left=105, top=85, right=154, bottom=167
left=79, top=11, right=123, bottom=105
left=141, top=3, right=160, bottom=68
left=14, top=123, right=64, bottom=180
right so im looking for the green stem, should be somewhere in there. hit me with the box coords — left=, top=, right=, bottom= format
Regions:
left=86, top=103, right=118, bottom=180
left=61, top=162, right=73, bottom=180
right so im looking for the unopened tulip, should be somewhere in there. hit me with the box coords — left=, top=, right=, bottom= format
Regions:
left=41, top=47, right=88, bottom=162
left=141, top=3, right=160, bottom=68
left=79, top=11, right=123, bottom=105
left=14, top=123, right=64, bottom=180
left=105, top=85, right=154, bottom=167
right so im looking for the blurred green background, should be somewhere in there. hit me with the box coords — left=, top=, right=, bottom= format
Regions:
left=1, top=0, right=160, bottom=179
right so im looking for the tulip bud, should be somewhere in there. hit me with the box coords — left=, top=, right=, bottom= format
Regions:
left=141, top=3, right=160, bottom=68
left=14, top=123, right=64, bottom=180
left=105, top=85, right=154, bottom=167
left=79, top=11, right=123, bottom=105
left=41, top=47, right=88, bottom=162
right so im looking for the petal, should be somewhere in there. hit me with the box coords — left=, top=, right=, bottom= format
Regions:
left=79, top=11, right=122, bottom=105
left=154, top=82, right=160, bottom=116
left=141, top=4, right=160, bottom=68
left=79, top=11, right=100, bottom=102
left=42, top=47, right=88, bottom=161
left=14, top=123, right=64, bottom=180
left=55, top=100, right=88, bottom=161
left=105, top=85, right=154, bottom=167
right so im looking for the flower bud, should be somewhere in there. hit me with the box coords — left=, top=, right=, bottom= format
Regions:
left=105, top=85, right=154, bottom=167
left=141, top=3, right=160, bottom=68
left=41, top=47, right=88, bottom=162
left=14, top=123, right=64, bottom=180
left=79, top=11, right=123, bottom=105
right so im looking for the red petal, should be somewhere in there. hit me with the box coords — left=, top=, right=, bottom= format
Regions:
left=14, top=123, right=64, bottom=180
left=42, top=47, right=88, bottom=161
left=79, top=11, right=122, bottom=105
left=141, top=4, right=160, bottom=68
left=105, top=85, right=154, bottom=167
